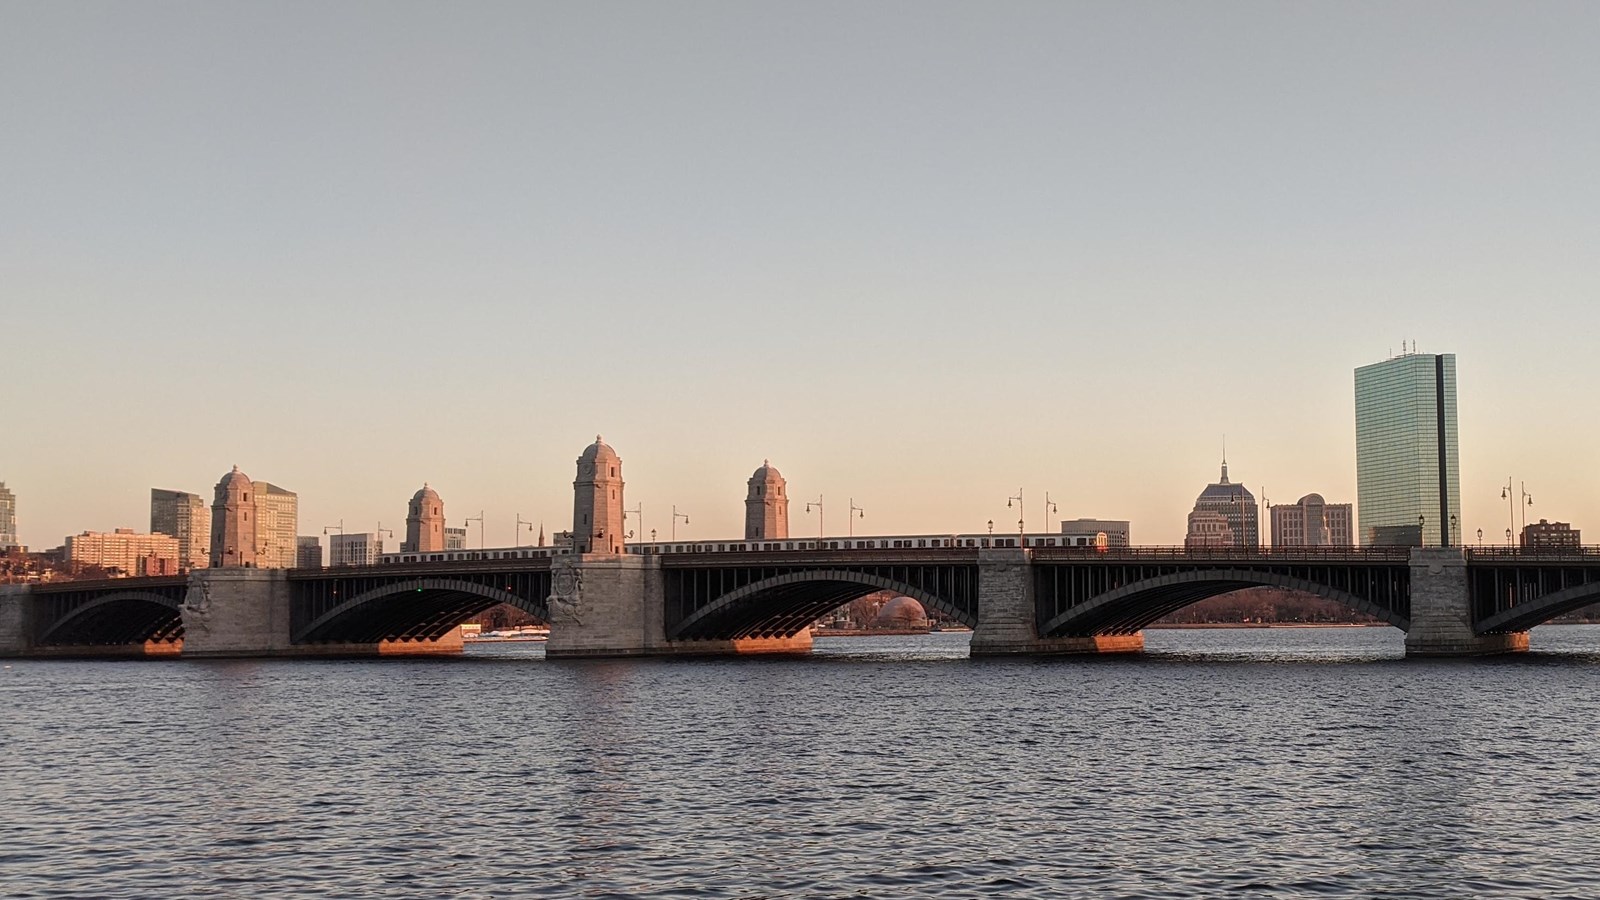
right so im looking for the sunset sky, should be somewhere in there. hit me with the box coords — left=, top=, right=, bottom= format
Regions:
left=4, top=1, right=1597, bottom=549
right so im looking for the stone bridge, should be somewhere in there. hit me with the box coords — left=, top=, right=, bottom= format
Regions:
left=5, top=547, right=1600, bottom=659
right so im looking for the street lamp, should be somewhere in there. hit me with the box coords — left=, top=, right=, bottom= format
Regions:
left=849, top=499, right=864, bottom=537
left=376, top=523, right=394, bottom=560
left=515, top=515, right=536, bottom=548
left=987, top=519, right=994, bottom=547
left=464, top=511, right=485, bottom=550
left=1007, top=489, right=1024, bottom=543
left=806, top=495, right=823, bottom=539
left=650, top=528, right=657, bottom=543
left=1042, top=492, right=1058, bottom=543
left=1520, top=482, right=1533, bottom=540
left=1506, top=528, right=1513, bottom=548
left=322, top=520, right=344, bottom=566
left=672, top=506, right=689, bottom=541
left=1418, top=514, right=1426, bottom=548
left=1450, top=514, right=1458, bottom=548
left=624, top=503, right=642, bottom=547
left=1477, top=527, right=1483, bottom=545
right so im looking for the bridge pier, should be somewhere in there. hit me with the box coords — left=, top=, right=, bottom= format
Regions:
left=545, top=554, right=813, bottom=658
left=969, top=549, right=1144, bottom=656
left=1405, top=548, right=1528, bottom=657
left=0, top=584, right=33, bottom=656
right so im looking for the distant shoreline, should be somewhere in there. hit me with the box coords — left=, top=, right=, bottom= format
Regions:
left=1146, top=622, right=1387, bottom=629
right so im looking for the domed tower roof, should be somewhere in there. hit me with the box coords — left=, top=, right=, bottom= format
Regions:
left=411, top=483, right=441, bottom=505
left=750, top=460, right=785, bottom=484
left=216, top=465, right=253, bottom=492
left=579, top=435, right=620, bottom=465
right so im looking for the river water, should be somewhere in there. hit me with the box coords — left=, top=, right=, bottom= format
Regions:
left=5, top=627, right=1600, bottom=898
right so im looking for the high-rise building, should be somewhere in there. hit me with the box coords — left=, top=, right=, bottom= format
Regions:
left=1269, top=494, right=1354, bottom=547
left=745, top=461, right=789, bottom=540
left=150, top=489, right=211, bottom=570
left=64, top=529, right=180, bottom=576
left=251, top=481, right=298, bottom=569
left=296, top=536, right=323, bottom=569
left=403, top=484, right=446, bottom=553
left=1060, top=518, right=1131, bottom=547
left=210, top=466, right=257, bottom=568
left=0, top=482, right=16, bottom=550
left=572, top=436, right=623, bottom=554
left=1522, top=519, right=1580, bottom=551
left=329, top=532, right=383, bottom=567
left=444, top=527, right=468, bottom=551
left=1354, top=351, right=1461, bottom=547
left=1185, top=458, right=1259, bottom=548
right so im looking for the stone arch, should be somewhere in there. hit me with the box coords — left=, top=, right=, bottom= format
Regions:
left=1476, top=582, right=1600, bottom=634
left=1040, top=568, right=1408, bottom=637
left=294, top=577, right=547, bottom=644
left=37, top=591, right=185, bottom=646
left=670, top=568, right=971, bottom=641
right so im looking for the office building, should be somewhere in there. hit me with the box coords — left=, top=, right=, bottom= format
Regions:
left=253, top=482, right=299, bottom=569
left=1185, top=458, right=1259, bottom=548
left=444, top=527, right=468, bottom=550
left=1060, top=518, right=1131, bottom=548
left=296, top=536, right=323, bottom=569
left=1269, top=494, right=1353, bottom=547
left=329, top=532, right=384, bottom=567
left=1355, top=351, right=1461, bottom=547
left=0, top=482, right=16, bottom=550
left=150, top=489, right=211, bottom=569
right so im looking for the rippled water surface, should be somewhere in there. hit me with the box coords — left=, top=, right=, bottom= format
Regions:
left=6, top=627, right=1600, bottom=898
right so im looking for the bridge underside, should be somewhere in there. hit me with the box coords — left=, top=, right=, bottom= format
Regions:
left=666, top=564, right=978, bottom=642
left=1476, top=581, right=1600, bottom=634
left=1037, top=566, right=1410, bottom=638
left=291, top=572, right=550, bottom=645
left=40, top=597, right=184, bottom=647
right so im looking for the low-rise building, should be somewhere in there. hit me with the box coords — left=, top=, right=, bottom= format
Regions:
left=296, top=536, right=323, bottom=569
left=329, top=532, right=384, bottom=567
left=63, top=529, right=180, bottom=576
left=444, top=527, right=468, bottom=551
left=1269, top=494, right=1353, bottom=547
left=1061, top=518, right=1131, bottom=547
left=1523, top=519, right=1581, bottom=550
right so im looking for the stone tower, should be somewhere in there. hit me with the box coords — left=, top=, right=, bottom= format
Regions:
left=745, top=460, right=789, bottom=540
left=403, top=483, right=445, bottom=553
left=209, top=466, right=258, bottom=568
left=572, top=436, right=624, bottom=554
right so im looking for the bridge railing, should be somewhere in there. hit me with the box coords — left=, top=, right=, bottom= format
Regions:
left=1030, top=546, right=1415, bottom=563
left=1464, top=546, right=1600, bottom=561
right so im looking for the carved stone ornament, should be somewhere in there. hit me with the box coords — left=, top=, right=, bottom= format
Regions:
left=548, top=565, right=583, bottom=625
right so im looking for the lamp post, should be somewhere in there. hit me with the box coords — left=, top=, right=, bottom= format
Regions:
left=322, top=520, right=344, bottom=566
left=1477, top=527, right=1483, bottom=546
left=1260, top=492, right=1270, bottom=549
left=1520, top=482, right=1533, bottom=543
left=624, top=503, right=642, bottom=547
left=375, top=523, right=394, bottom=561
left=515, top=515, right=536, bottom=548
left=1418, top=514, right=1426, bottom=548
left=651, top=528, right=657, bottom=543
left=987, top=519, right=994, bottom=547
left=1502, top=478, right=1516, bottom=549
left=1042, top=492, right=1058, bottom=544
left=671, top=506, right=689, bottom=541
left=849, top=499, right=863, bottom=537
left=1506, top=528, right=1513, bottom=548
left=464, top=511, right=484, bottom=550
left=1007, top=489, right=1024, bottom=544
left=1450, top=514, right=1458, bottom=548
left=806, top=495, right=823, bottom=539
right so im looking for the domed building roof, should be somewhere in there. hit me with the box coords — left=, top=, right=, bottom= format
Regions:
left=876, top=595, right=928, bottom=625
left=750, top=460, right=784, bottom=483
left=579, top=435, right=619, bottom=464
left=1195, top=460, right=1255, bottom=506
left=1297, top=493, right=1326, bottom=505
left=412, top=483, right=441, bottom=504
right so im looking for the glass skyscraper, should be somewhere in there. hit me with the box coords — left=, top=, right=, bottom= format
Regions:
left=1354, top=353, right=1461, bottom=547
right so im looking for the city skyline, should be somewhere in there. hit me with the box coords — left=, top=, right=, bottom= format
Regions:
left=4, top=4, right=1597, bottom=548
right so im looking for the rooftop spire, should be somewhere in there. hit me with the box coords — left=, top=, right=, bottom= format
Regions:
left=1220, top=436, right=1229, bottom=484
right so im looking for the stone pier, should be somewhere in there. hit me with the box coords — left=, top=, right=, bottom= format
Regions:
left=545, top=553, right=812, bottom=658
left=1405, top=547, right=1529, bottom=657
left=968, top=549, right=1145, bottom=656
left=0, top=584, right=33, bottom=657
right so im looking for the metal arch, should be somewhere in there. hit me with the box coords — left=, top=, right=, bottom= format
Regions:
left=1040, top=568, right=1410, bottom=637
left=35, top=591, right=186, bottom=645
left=292, top=577, right=542, bottom=644
left=1476, top=582, right=1600, bottom=634
left=669, top=568, right=971, bottom=641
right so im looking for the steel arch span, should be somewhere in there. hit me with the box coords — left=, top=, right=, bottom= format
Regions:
left=667, top=568, right=976, bottom=641
left=35, top=590, right=187, bottom=646
left=1476, top=582, right=1600, bottom=634
left=1039, top=568, right=1410, bottom=637
left=292, top=575, right=550, bottom=644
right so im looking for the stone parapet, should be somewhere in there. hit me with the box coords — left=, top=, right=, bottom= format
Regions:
left=1405, top=547, right=1529, bottom=657
left=545, top=553, right=656, bottom=658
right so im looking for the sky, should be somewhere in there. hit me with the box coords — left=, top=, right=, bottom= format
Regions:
left=2, top=1, right=1597, bottom=550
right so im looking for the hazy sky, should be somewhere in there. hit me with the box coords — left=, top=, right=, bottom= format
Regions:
left=3, top=1, right=1597, bottom=549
